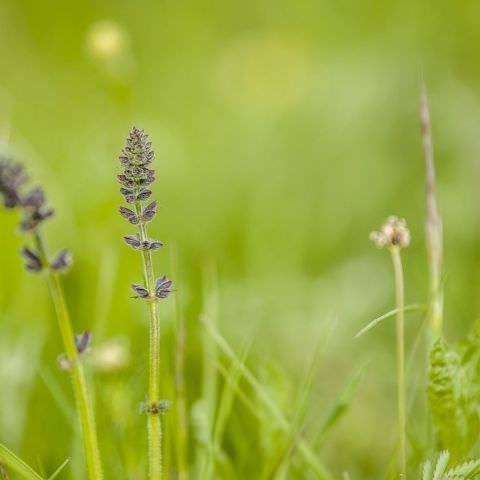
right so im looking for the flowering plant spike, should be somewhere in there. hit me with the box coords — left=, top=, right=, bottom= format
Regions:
left=118, top=127, right=172, bottom=480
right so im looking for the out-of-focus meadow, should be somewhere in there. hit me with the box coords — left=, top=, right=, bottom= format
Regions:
left=2, top=0, right=480, bottom=478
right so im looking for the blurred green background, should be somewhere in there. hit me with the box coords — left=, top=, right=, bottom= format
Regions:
left=2, top=0, right=480, bottom=478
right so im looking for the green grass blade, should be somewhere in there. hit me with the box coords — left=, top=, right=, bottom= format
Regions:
left=261, top=336, right=331, bottom=479
left=212, top=342, right=251, bottom=459
left=201, top=318, right=334, bottom=480
left=39, top=366, right=75, bottom=425
left=46, top=458, right=70, bottom=480
left=355, top=303, right=426, bottom=338
left=0, top=443, right=44, bottom=480
left=315, top=364, right=364, bottom=448
left=215, top=361, right=260, bottom=420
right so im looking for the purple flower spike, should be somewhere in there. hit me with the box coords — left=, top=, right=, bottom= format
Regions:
left=117, top=128, right=172, bottom=300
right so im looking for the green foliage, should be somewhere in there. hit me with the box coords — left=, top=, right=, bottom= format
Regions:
left=4, top=1, right=480, bottom=477
left=0, top=443, right=69, bottom=480
left=428, top=340, right=468, bottom=459
left=428, top=327, right=480, bottom=461
left=422, top=451, right=480, bottom=480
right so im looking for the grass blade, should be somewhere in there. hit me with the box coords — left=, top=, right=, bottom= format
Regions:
left=46, top=458, right=70, bottom=480
left=315, top=364, right=364, bottom=448
left=355, top=303, right=426, bottom=338
left=0, top=443, right=43, bottom=480
left=201, top=317, right=334, bottom=480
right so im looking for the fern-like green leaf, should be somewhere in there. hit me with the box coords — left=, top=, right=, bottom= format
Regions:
left=422, top=452, right=480, bottom=480
left=433, top=450, right=450, bottom=480
left=422, top=460, right=432, bottom=480
left=428, top=340, right=467, bottom=458
left=445, top=458, right=480, bottom=478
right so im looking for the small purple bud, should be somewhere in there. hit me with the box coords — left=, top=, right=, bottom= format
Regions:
left=123, top=235, right=141, bottom=248
left=51, top=249, right=72, bottom=272
left=155, top=275, right=173, bottom=299
left=141, top=399, right=172, bottom=415
left=20, top=246, right=42, bottom=272
left=21, top=187, right=45, bottom=208
left=120, top=188, right=136, bottom=204
left=148, top=240, right=163, bottom=250
left=137, top=189, right=152, bottom=201
left=117, top=175, right=135, bottom=188
left=143, top=201, right=157, bottom=221
left=33, top=207, right=54, bottom=222
left=119, top=206, right=139, bottom=224
left=131, top=283, right=150, bottom=298
left=74, top=331, right=92, bottom=354
left=139, top=176, right=155, bottom=187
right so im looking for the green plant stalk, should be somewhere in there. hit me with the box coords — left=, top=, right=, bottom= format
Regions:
left=172, top=258, right=188, bottom=480
left=33, top=233, right=103, bottom=480
left=390, top=246, right=407, bottom=478
left=135, top=202, right=162, bottom=480
left=200, top=266, right=219, bottom=479
left=420, top=81, right=443, bottom=341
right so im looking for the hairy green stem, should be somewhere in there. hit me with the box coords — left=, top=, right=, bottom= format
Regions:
left=34, top=233, right=103, bottom=480
left=135, top=203, right=162, bottom=480
left=390, top=246, right=407, bottom=478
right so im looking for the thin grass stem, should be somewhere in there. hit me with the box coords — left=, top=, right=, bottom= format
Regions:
left=172, top=251, right=188, bottom=480
left=390, top=246, right=407, bottom=478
